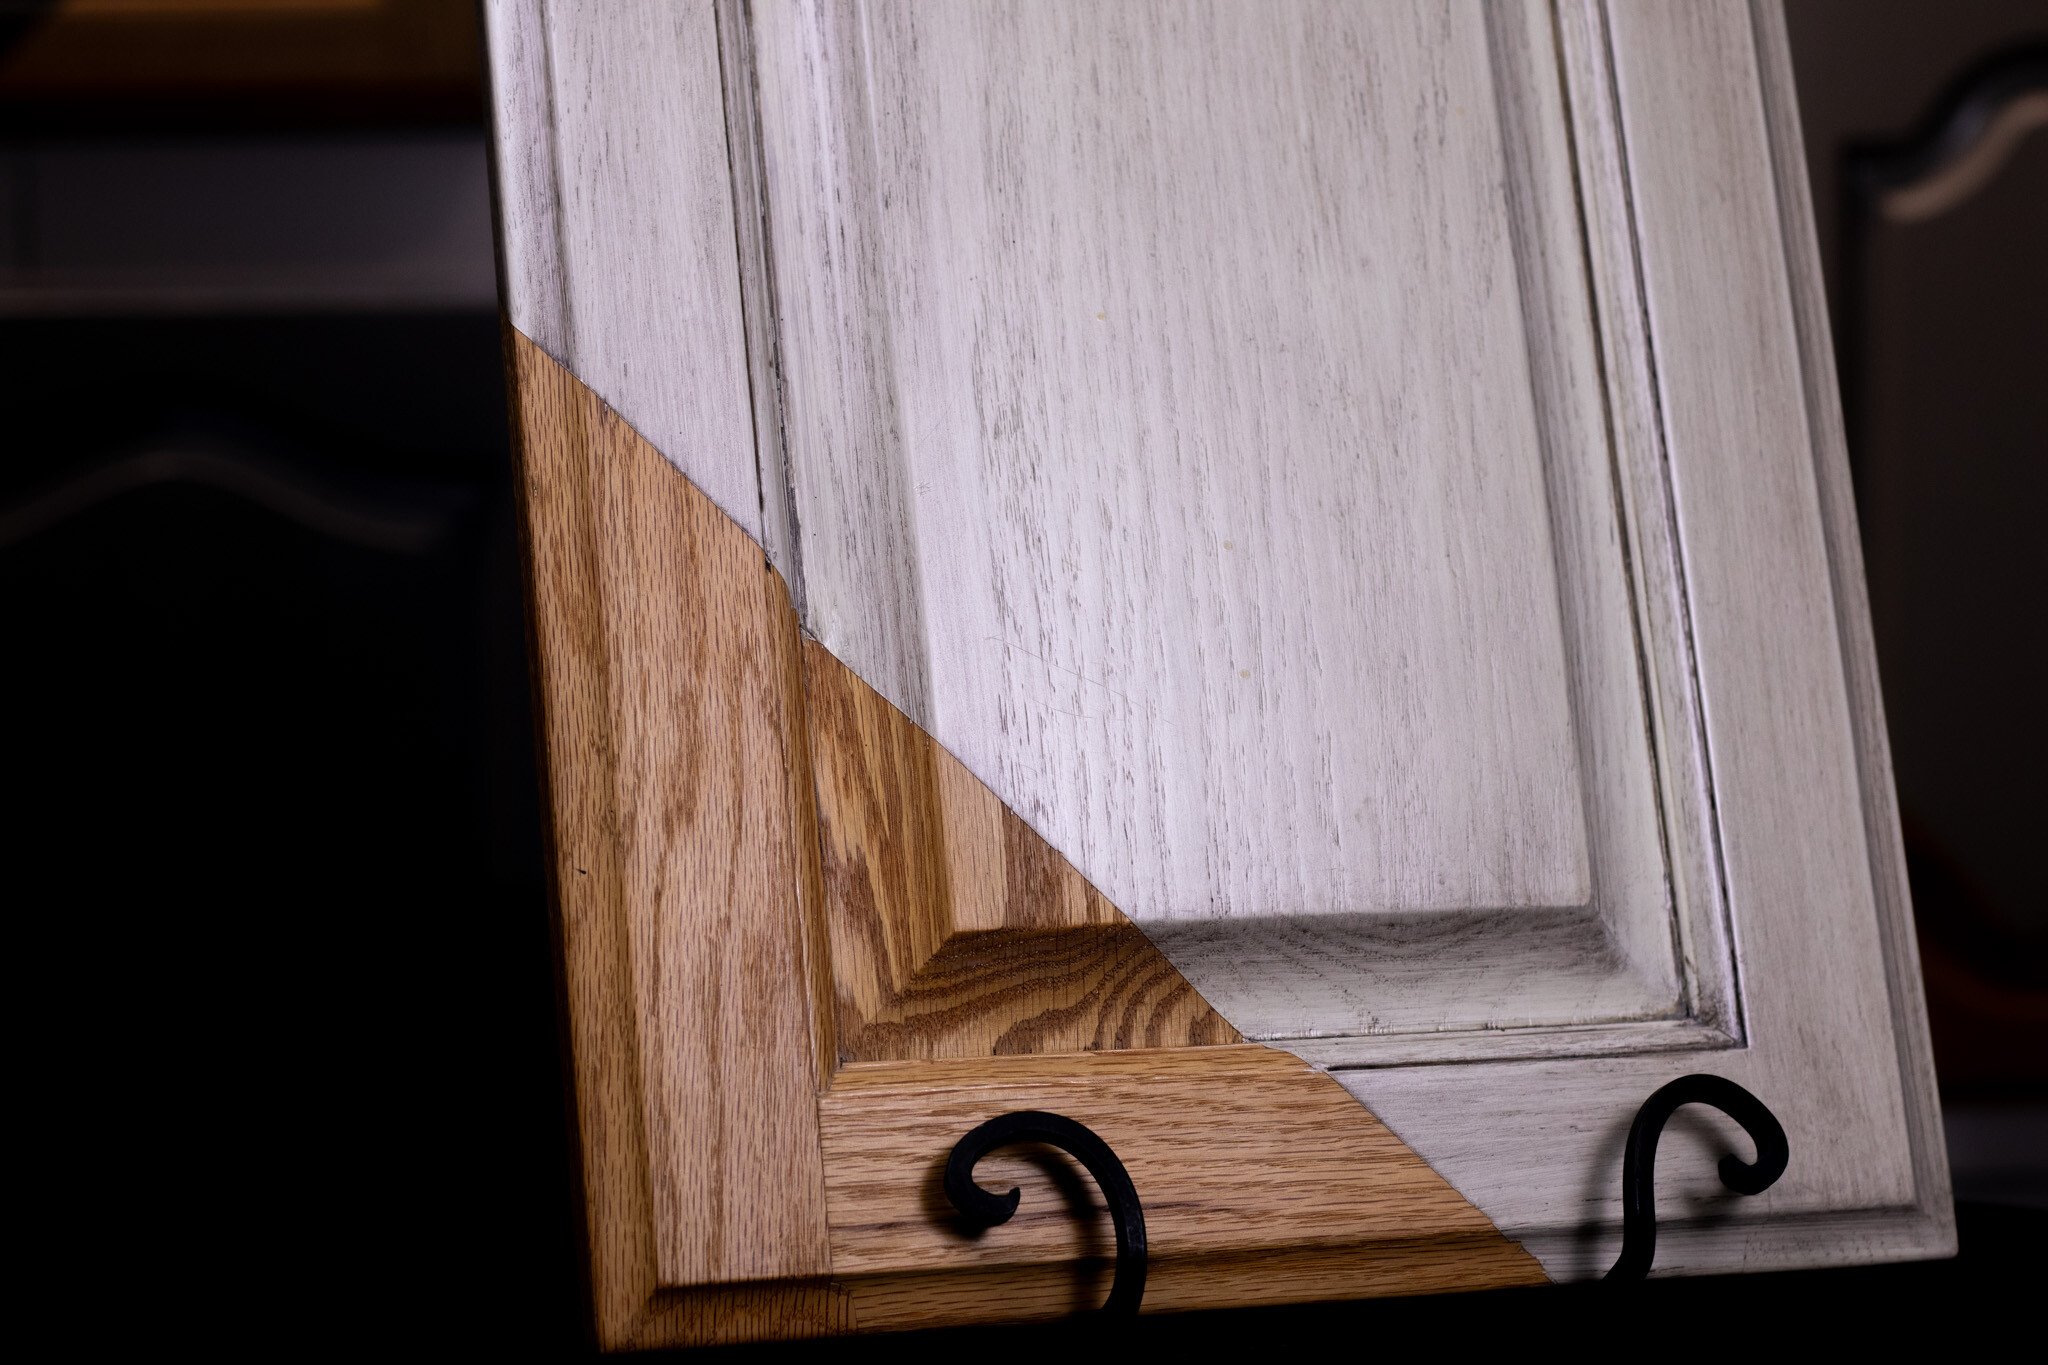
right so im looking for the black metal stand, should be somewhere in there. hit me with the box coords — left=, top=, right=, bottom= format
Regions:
left=943, top=1110, right=1149, bottom=1315
left=941, top=1074, right=1789, bottom=1311
left=1606, top=1074, right=1790, bottom=1281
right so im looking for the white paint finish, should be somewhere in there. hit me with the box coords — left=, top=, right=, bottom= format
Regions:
left=1342, top=0, right=1949, bottom=1276
left=712, top=0, right=807, bottom=606
left=1746, top=0, right=1952, bottom=1252
left=1551, top=0, right=1745, bottom=1044
left=1160, top=909, right=1678, bottom=1046
left=1469, top=0, right=1702, bottom=1027
left=757, top=0, right=1590, bottom=924
left=749, top=0, right=1587, bottom=919
left=743, top=0, right=1698, bottom=1050
left=1288, top=1016, right=1731, bottom=1071
left=483, top=0, right=765, bottom=537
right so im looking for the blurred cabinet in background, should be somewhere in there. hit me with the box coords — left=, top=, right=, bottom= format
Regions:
left=0, top=0, right=482, bottom=127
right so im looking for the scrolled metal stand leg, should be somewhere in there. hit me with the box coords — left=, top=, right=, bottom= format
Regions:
left=1606, top=1074, right=1790, bottom=1281
left=944, top=1110, right=1149, bottom=1315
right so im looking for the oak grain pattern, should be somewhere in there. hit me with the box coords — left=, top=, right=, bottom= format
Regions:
left=804, top=636, right=1239, bottom=1061
left=633, top=1282, right=853, bottom=1352
left=768, top=561, right=842, bottom=1087
left=511, top=326, right=1500, bottom=1350
left=620, top=1229, right=1535, bottom=1346
left=839, top=1239, right=1543, bottom=1333
left=820, top=1047, right=1546, bottom=1288
left=508, top=330, right=831, bottom=1334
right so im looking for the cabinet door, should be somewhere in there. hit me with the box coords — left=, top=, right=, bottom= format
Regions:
left=484, top=0, right=1951, bottom=1347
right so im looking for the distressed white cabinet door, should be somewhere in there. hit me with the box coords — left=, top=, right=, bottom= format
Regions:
left=489, top=0, right=1950, bottom=1285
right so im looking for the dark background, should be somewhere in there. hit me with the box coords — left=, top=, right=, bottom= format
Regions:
left=3, top=0, right=2040, bottom=1352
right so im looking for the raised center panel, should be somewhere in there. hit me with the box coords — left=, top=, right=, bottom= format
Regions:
left=740, top=0, right=1718, bottom=1056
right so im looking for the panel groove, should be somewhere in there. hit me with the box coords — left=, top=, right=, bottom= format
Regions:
left=1582, top=0, right=1749, bottom=1039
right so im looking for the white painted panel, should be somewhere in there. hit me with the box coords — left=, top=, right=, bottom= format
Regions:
left=753, top=0, right=1590, bottom=927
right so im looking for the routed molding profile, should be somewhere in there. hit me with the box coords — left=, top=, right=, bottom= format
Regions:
left=506, top=329, right=1540, bottom=1347
left=507, top=325, right=832, bottom=1296
left=804, top=634, right=1240, bottom=1062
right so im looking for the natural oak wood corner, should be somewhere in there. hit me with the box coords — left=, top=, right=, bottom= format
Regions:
left=505, top=326, right=1546, bottom=1348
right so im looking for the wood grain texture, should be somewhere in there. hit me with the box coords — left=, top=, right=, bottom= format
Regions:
left=615, top=1046, right=1543, bottom=1346
left=1743, top=0, right=1953, bottom=1257
left=804, top=635, right=1239, bottom=1061
left=1343, top=0, right=1951, bottom=1279
left=820, top=1048, right=1545, bottom=1291
left=484, top=0, right=765, bottom=534
left=839, top=1238, right=1539, bottom=1334
left=508, top=330, right=831, bottom=1330
left=632, top=1281, right=853, bottom=1352
left=766, top=550, right=842, bottom=1088
left=749, top=0, right=1591, bottom=923
left=505, top=323, right=1536, bottom=1344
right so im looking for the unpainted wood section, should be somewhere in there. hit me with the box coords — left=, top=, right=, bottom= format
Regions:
left=840, top=1236, right=1540, bottom=1333
left=506, top=327, right=1536, bottom=1346
left=622, top=1233, right=1533, bottom=1348
left=821, top=1046, right=1544, bottom=1288
left=767, top=567, right=842, bottom=1087
left=507, top=330, right=832, bottom=1328
left=631, top=1281, right=853, bottom=1352
left=803, top=638, right=1239, bottom=1061
left=627, top=1048, right=1541, bottom=1346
